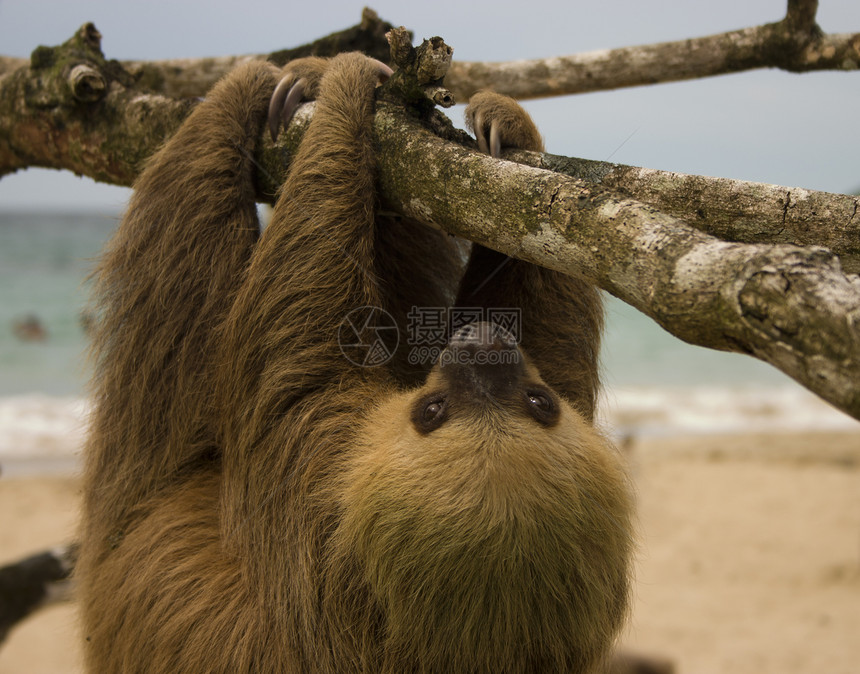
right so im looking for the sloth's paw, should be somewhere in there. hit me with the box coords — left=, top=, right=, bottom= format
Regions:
left=464, top=91, right=544, bottom=157
left=268, top=56, right=392, bottom=141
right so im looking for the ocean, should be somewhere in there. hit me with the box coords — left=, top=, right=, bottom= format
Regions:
left=0, top=209, right=856, bottom=471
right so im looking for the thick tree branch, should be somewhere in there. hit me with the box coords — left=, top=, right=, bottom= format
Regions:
left=3, top=3, right=856, bottom=103
left=366, top=103, right=860, bottom=420
left=509, top=151, right=860, bottom=274
left=1, top=19, right=859, bottom=420
left=0, top=24, right=193, bottom=184
left=251, top=86, right=860, bottom=419
left=2, top=25, right=857, bottom=274
left=0, top=8, right=397, bottom=96
left=447, top=0, right=860, bottom=100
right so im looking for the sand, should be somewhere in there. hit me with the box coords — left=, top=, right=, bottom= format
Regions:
left=1, top=430, right=858, bottom=674
left=0, top=474, right=82, bottom=674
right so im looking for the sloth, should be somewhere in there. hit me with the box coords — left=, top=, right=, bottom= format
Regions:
left=76, top=52, right=634, bottom=673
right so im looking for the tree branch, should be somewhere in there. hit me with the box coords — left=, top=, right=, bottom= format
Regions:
left=446, top=0, right=860, bottom=100
left=0, top=24, right=193, bottom=184
left=1, top=17, right=858, bottom=420
left=367, top=103, right=860, bottom=420
left=3, top=24, right=857, bottom=273
left=119, top=7, right=399, bottom=99
left=0, top=8, right=397, bottom=96
left=510, top=151, right=860, bottom=274
left=251, top=84, right=860, bottom=419
left=3, top=3, right=855, bottom=102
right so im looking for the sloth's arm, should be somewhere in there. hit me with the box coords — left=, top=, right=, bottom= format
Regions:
left=216, top=55, right=390, bottom=557
left=457, top=92, right=602, bottom=419
left=84, top=61, right=279, bottom=547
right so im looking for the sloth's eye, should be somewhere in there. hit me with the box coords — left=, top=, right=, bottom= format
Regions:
left=411, top=394, right=448, bottom=434
left=423, top=400, right=445, bottom=423
left=525, top=389, right=559, bottom=425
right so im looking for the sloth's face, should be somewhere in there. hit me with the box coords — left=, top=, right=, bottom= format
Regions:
left=343, top=321, right=622, bottom=515
left=331, top=323, right=633, bottom=663
left=409, top=356, right=561, bottom=436
left=409, top=320, right=563, bottom=437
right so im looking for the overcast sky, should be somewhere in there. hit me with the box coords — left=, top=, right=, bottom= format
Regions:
left=0, top=0, right=858, bottom=210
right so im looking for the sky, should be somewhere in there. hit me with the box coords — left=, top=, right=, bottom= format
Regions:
left=0, top=0, right=858, bottom=211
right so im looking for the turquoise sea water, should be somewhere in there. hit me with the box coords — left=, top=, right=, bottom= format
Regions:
left=0, top=210, right=118, bottom=396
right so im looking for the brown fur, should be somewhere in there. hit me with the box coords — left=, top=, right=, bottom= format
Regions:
left=465, top=89, right=545, bottom=155
left=77, top=54, right=632, bottom=673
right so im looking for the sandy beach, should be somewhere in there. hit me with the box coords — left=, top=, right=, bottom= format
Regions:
left=1, top=429, right=859, bottom=674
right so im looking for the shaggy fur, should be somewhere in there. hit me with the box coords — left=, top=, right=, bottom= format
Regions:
left=77, top=53, right=633, bottom=673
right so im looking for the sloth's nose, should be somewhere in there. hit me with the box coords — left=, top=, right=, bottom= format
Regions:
left=439, top=321, right=523, bottom=399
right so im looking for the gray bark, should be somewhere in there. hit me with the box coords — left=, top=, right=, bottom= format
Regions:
left=512, top=152, right=860, bottom=274
left=3, top=2, right=855, bottom=102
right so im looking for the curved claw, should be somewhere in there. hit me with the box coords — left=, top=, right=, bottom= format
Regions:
left=369, top=58, right=394, bottom=82
left=268, top=58, right=392, bottom=142
left=473, top=111, right=490, bottom=155
left=268, top=76, right=308, bottom=142
left=473, top=116, right=502, bottom=158
left=268, top=75, right=295, bottom=142
left=488, top=121, right=501, bottom=158
left=279, top=78, right=307, bottom=135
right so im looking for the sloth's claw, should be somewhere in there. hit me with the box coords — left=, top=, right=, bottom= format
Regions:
left=473, top=111, right=489, bottom=155
left=268, top=75, right=305, bottom=142
left=465, top=90, right=544, bottom=156
left=488, top=120, right=501, bottom=158
left=471, top=112, right=502, bottom=158
left=268, top=58, right=392, bottom=142
left=369, top=58, right=394, bottom=82
left=278, top=78, right=307, bottom=136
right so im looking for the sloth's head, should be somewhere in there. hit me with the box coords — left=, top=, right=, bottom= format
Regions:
left=333, top=322, right=634, bottom=670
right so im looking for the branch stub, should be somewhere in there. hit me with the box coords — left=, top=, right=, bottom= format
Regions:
left=69, top=64, right=106, bottom=102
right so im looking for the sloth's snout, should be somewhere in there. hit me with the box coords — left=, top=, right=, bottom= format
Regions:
left=439, top=321, right=523, bottom=400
